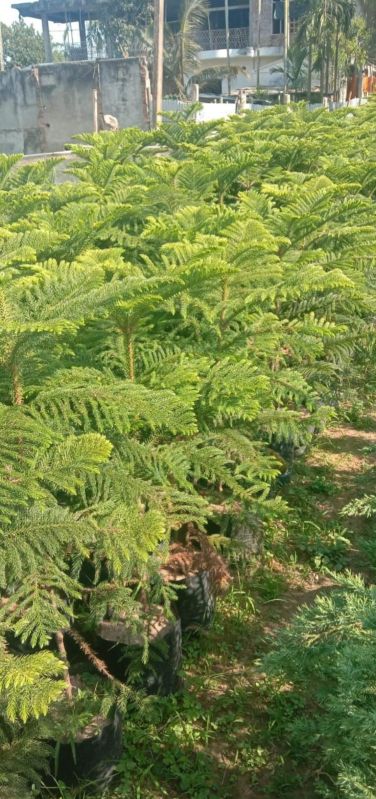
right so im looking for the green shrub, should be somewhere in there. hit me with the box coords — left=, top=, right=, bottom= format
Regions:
left=0, top=99, right=376, bottom=792
left=264, top=574, right=376, bottom=798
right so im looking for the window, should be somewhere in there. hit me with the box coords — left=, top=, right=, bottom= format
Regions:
left=229, top=7, right=249, bottom=28
left=166, top=0, right=181, bottom=23
left=209, top=2, right=249, bottom=31
left=272, top=0, right=307, bottom=36
left=209, top=10, right=226, bottom=30
left=272, top=0, right=284, bottom=35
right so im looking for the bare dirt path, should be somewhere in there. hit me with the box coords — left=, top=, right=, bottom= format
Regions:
left=307, top=414, right=376, bottom=575
left=222, top=415, right=376, bottom=798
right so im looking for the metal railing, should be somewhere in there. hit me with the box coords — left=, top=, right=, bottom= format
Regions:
left=64, top=45, right=89, bottom=62
left=196, top=27, right=250, bottom=51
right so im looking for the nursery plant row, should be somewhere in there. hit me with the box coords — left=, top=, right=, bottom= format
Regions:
left=1, top=100, right=376, bottom=796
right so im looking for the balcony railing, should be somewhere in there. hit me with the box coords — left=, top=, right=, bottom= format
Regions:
left=196, top=27, right=250, bottom=51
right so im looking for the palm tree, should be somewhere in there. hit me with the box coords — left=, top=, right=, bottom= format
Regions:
left=163, top=0, right=209, bottom=97
left=296, top=0, right=355, bottom=98
left=91, top=0, right=216, bottom=98
left=163, top=0, right=236, bottom=98
left=294, top=0, right=317, bottom=100
left=331, top=0, right=355, bottom=97
left=358, top=0, right=376, bottom=58
left=271, top=40, right=308, bottom=97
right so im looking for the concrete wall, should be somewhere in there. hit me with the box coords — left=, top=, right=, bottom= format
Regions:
left=163, top=97, right=366, bottom=123
left=256, top=0, right=284, bottom=48
left=163, top=100, right=271, bottom=122
left=198, top=52, right=285, bottom=92
left=0, top=58, right=150, bottom=155
left=98, top=59, right=150, bottom=132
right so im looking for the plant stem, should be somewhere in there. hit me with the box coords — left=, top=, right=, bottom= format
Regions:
left=220, top=278, right=229, bottom=333
left=67, top=628, right=117, bottom=684
left=121, top=320, right=135, bottom=382
left=55, top=629, right=73, bottom=702
left=128, top=334, right=135, bottom=382
left=11, top=363, right=23, bottom=406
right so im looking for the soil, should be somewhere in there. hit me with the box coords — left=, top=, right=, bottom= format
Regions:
left=106, top=416, right=376, bottom=799
left=199, top=415, right=376, bottom=799
left=234, top=415, right=376, bottom=798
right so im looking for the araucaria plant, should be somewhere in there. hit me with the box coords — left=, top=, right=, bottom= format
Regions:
left=1, top=99, right=376, bottom=793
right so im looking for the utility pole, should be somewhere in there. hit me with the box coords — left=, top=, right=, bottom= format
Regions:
left=283, top=0, right=290, bottom=103
left=256, top=0, right=261, bottom=91
left=0, top=23, right=4, bottom=73
left=152, top=0, right=165, bottom=127
left=224, top=0, right=231, bottom=95
left=41, top=0, right=53, bottom=63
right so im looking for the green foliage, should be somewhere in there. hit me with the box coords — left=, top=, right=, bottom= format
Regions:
left=0, top=646, right=66, bottom=723
left=0, top=101, right=376, bottom=793
left=264, top=574, right=376, bottom=798
left=118, top=695, right=224, bottom=798
left=88, top=0, right=153, bottom=58
left=1, top=20, right=45, bottom=69
left=359, top=0, right=376, bottom=58
left=343, top=495, right=376, bottom=518
left=292, top=520, right=351, bottom=571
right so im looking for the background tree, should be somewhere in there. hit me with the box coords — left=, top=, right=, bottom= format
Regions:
left=2, top=19, right=45, bottom=68
left=164, top=0, right=215, bottom=97
left=89, top=0, right=153, bottom=57
left=295, top=0, right=356, bottom=97
left=359, top=0, right=376, bottom=58
left=271, top=40, right=308, bottom=97
left=341, top=15, right=370, bottom=81
left=91, top=0, right=216, bottom=98
left=295, top=0, right=317, bottom=99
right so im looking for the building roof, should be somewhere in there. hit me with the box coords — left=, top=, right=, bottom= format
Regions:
left=11, top=0, right=111, bottom=23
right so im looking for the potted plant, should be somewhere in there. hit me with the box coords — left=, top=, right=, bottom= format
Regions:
left=44, top=686, right=122, bottom=792
left=84, top=591, right=183, bottom=696
left=40, top=631, right=124, bottom=793
left=161, top=525, right=231, bottom=632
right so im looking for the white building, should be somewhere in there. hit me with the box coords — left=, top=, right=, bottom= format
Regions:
left=167, top=0, right=304, bottom=94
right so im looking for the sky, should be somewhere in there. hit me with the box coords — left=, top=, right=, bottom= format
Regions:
left=1, top=0, right=45, bottom=32
left=0, top=0, right=19, bottom=24
left=0, top=0, right=42, bottom=30
left=0, top=1, right=84, bottom=46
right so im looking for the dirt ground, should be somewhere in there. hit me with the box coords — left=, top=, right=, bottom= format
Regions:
left=115, top=415, right=376, bottom=799
left=229, top=415, right=376, bottom=798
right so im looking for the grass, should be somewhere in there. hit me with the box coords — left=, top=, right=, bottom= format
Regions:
left=51, top=412, right=376, bottom=799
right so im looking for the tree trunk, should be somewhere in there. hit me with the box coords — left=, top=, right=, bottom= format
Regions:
left=320, top=44, right=325, bottom=97
left=324, top=39, right=330, bottom=96
left=180, top=36, right=185, bottom=97
left=333, top=25, right=340, bottom=100
left=307, top=40, right=312, bottom=102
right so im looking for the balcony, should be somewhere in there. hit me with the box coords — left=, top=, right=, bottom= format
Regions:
left=196, top=27, right=250, bottom=52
